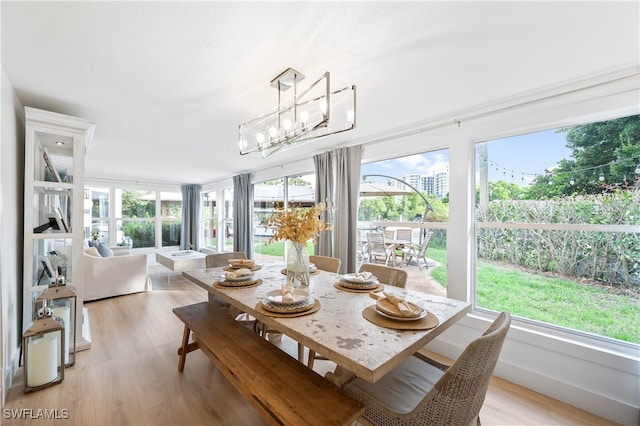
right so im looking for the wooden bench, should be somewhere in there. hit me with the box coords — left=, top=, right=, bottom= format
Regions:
left=173, top=301, right=364, bottom=426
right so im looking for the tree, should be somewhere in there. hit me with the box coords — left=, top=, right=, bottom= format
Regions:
left=475, top=181, right=526, bottom=203
left=526, top=115, right=640, bottom=198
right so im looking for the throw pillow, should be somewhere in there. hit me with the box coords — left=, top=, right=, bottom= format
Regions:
left=84, top=247, right=102, bottom=257
left=95, top=242, right=114, bottom=257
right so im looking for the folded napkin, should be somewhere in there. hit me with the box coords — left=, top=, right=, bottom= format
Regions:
left=282, top=282, right=295, bottom=302
left=224, top=268, right=253, bottom=280
left=351, top=271, right=373, bottom=282
left=383, top=291, right=420, bottom=317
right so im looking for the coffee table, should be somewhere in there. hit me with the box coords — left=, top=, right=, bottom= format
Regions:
left=156, top=250, right=207, bottom=272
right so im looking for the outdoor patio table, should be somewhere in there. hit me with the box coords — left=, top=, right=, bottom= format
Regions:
left=183, top=262, right=471, bottom=383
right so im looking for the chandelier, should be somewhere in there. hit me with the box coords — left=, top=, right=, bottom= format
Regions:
left=238, top=68, right=356, bottom=157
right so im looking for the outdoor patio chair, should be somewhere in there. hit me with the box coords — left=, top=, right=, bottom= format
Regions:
left=395, top=228, right=413, bottom=242
left=344, top=311, right=511, bottom=426
left=384, top=229, right=396, bottom=240
left=402, top=230, right=434, bottom=268
left=366, top=231, right=395, bottom=266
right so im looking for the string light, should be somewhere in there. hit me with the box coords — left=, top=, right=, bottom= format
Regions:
left=480, top=153, right=640, bottom=186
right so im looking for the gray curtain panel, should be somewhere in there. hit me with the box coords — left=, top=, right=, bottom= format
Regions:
left=333, top=145, right=361, bottom=274
left=233, top=173, right=254, bottom=259
left=180, top=184, right=202, bottom=251
left=313, top=151, right=334, bottom=257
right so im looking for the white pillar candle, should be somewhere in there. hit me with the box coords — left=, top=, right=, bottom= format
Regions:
left=52, top=306, right=70, bottom=364
left=27, top=335, right=58, bottom=387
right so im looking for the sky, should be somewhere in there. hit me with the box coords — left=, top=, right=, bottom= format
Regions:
left=361, top=129, right=573, bottom=187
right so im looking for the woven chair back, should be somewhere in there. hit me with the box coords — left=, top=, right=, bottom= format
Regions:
left=358, top=264, right=408, bottom=288
left=416, top=311, right=511, bottom=425
left=205, top=251, right=247, bottom=268
left=309, top=255, right=341, bottom=273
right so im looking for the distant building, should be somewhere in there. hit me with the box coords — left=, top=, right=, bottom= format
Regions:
left=400, top=168, right=450, bottom=198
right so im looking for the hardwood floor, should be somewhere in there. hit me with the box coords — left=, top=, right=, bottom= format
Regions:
left=4, top=265, right=617, bottom=425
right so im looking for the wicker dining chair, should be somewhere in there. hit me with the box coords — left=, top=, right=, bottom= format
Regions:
left=343, top=311, right=511, bottom=426
left=358, top=263, right=408, bottom=288
left=309, top=255, right=341, bottom=274
left=205, top=251, right=248, bottom=269
left=205, top=252, right=252, bottom=322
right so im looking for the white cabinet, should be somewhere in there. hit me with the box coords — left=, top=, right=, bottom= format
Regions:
left=23, top=107, right=95, bottom=350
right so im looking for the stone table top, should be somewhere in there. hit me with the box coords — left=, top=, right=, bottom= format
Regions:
left=183, top=262, right=471, bottom=383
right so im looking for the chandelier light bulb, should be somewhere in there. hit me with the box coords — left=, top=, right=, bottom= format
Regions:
left=283, top=119, right=292, bottom=131
left=269, top=127, right=278, bottom=138
left=300, top=110, right=309, bottom=124
left=320, top=100, right=327, bottom=114
left=256, top=132, right=265, bottom=144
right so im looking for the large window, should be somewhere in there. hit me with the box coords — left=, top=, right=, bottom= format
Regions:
left=85, top=187, right=183, bottom=249
left=253, top=174, right=316, bottom=263
left=359, top=150, right=450, bottom=274
left=119, top=190, right=157, bottom=248
left=222, top=188, right=234, bottom=252
left=159, top=192, right=182, bottom=247
left=475, top=115, right=640, bottom=344
left=202, top=191, right=217, bottom=248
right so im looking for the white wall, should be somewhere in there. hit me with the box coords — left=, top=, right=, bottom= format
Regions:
left=1, top=69, right=25, bottom=406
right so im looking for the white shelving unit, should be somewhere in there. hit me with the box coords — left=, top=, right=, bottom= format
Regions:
left=23, top=107, right=95, bottom=351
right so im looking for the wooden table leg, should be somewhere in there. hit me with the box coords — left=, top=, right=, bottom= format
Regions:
left=177, top=325, right=191, bottom=372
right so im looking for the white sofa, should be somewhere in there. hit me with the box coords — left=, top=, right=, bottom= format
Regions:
left=83, top=246, right=151, bottom=301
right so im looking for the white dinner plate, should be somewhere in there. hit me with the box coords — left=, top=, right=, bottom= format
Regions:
left=341, top=273, right=378, bottom=284
left=375, top=306, right=427, bottom=321
left=221, top=273, right=253, bottom=282
left=265, top=289, right=311, bottom=306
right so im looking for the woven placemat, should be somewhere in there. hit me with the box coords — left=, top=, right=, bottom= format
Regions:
left=280, top=268, right=321, bottom=276
left=254, top=300, right=321, bottom=318
left=223, top=265, right=262, bottom=272
left=333, top=282, right=385, bottom=293
left=362, top=305, right=439, bottom=330
left=214, top=278, right=263, bottom=289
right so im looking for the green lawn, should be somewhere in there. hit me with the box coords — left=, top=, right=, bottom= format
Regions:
left=254, top=241, right=314, bottom=257
left=425, top=247, right=639, bottom=344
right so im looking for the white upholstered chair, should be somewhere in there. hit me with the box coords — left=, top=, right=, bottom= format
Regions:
left=83, top=247, right=150, bottom=301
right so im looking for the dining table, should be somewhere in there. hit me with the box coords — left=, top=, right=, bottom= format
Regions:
left=182, top=262, right=471, bottom=384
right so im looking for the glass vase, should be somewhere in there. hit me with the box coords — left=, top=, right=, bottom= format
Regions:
left=287, top=241, right=310, bottom=289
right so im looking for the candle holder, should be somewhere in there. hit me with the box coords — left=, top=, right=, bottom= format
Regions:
left=23, top=304, right=65, bottom=393
left=36, top=281, right=77, bottom=367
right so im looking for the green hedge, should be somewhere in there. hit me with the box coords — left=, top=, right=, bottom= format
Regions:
left=120, top=220, right=181, bottom=248
left=477, top=190, right=639, bottom=289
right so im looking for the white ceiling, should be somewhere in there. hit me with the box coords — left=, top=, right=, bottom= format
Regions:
left=2, top=1, right=638, bottom=186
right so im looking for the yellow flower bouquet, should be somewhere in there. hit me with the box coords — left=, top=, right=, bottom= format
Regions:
left=265, top=203, right=331, bottom=244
